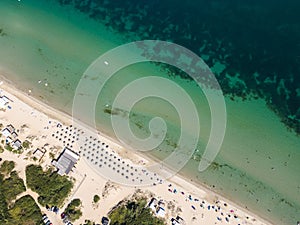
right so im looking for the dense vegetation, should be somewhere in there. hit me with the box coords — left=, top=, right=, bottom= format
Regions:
left=0, top=194, right=43, bottom=225
left=109, top=199, right=165, bottom=225
left=0, top=160, right=15, bottom=176
left=4, top=144, right=22, bottom=154
left=9, top=195, right=43, bottom=225
left=64, top=198, right=82, bottom=222
left=1, top=171, right=26, bottom=203
left=0, top=163, right=42, bottom=225
left=26, top=164, right=73, bottom=207
left=0, top=190, right=9, bottom=223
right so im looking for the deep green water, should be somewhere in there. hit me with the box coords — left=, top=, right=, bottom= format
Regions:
left=0, top=0, right=300, bottom=224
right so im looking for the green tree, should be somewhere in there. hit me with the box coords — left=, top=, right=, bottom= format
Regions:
left=109, top=199, right=165, bottom=225
left=0, top=170, right=41, bottom=225
left=4, top=145, right=13, bottom=152
left=22, top=140, right=31, bottom=150
left=64, top=198, right=82, bottom=222
left=0, top=161, right=15, bottom=175
left=0, top=190, right=10, bottom=224
left=93, top=195, right=100, bottom=203
left=9, top=195, right=42, bottom=225
left=26, top=164, right=73, bottom=207
left=1, top=171, right=26, bottom=203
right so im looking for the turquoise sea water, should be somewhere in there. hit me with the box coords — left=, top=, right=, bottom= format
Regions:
left=0, top=1, right=300, bottom=224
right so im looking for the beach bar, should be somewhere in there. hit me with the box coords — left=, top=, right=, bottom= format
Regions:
left=52, top=147, right=79, bottom=175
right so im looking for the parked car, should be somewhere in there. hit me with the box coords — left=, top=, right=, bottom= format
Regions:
left=101, top=217, right=110, bottom=225
left=53, top=206, right=59, bottom=214
left=63, top=217, right=69, bottom=223
left=61, top=212, right=66, bottom=219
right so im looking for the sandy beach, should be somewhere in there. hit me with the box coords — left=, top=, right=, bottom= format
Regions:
left=0, top=76, right=274, bottom=225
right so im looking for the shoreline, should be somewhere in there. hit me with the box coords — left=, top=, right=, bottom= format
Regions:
left=0, top=74, right=273, bottom=225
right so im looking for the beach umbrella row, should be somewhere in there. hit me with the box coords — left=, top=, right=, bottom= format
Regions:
left=52, top=125, right=163, bottom=185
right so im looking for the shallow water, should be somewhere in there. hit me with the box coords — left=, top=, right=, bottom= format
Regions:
left=0, top=0, right=300, bottom=224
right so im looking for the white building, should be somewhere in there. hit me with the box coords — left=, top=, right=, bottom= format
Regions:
left=33, top=148, right=46, bottom=161
left=171, top=216, right=184, bottom=225
left=2, top=128, right=11, bottom=137
left=171, top=219, right=180, bottom=225
left=6, top=124, right=15, bottom=133
left=52, top=147, right=80, bottom=175
left=0, top=96, right=10, bottom=109
left=12, top=139, right=22, bottom=150
left=5, top=136, right=13, bottom=144
left=156, top=207, right=166, bottom=217
left=148, top=198, right=157, bottom=212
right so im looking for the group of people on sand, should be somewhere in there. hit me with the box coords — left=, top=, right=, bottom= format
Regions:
left=167, top=183, right=245, bottom=224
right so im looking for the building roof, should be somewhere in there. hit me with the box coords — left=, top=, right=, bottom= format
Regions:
left=171, top=216, right=184, bottom=225
left=0, top=99, right=6, bottom=109
left=2, top=128, right=11, bottom=137
left=12, top=139, right=22, bottom=149
left=6, top=124, right=15, bottom=133
left=52, top=147, right=79, bottom=175
left=156, top=207, right=165, bottom=217
left=176, top=216, right=184, bottom=223
left=0, top=96, right=9, bottom=109
left=158, top=200, right=165, bottom=207
left=11, top=132, right=18, bottom=139
left=1, top=96, right=10, bottom=102
left=5, top=136, right=13, bottom=143
left=148, top=198, right=157, bottom=211
left=33, top=148, right=45, bottom=159
left=171, top=219, right=180, bottom=225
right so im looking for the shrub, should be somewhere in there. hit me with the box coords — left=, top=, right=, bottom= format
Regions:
left=109, top=198, right=165, bottom=225
left=93, top=195, right=100, bottom=203
left=64, top=198, right=82, bottom=222
left=22, top=140, right=31, bottom=149
left=4, top=145, right=13, bottom=152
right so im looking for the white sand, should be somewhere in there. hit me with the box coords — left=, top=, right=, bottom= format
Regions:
left=0, top=80, right=272, bottom=225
